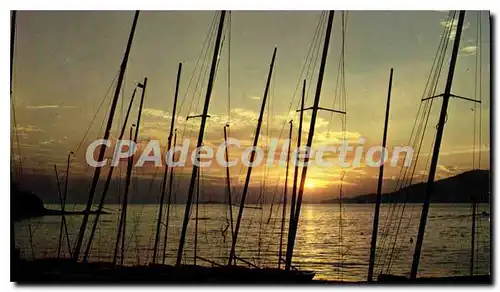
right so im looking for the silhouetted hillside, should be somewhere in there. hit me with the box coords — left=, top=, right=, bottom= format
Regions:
left=322, top=169, right=490, bottom=204
left=11, top=182, right=47, bottom=220
left=11, top=182, right=108, bottom=221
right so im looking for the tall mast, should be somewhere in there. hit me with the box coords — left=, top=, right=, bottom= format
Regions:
left=194, top=167, right=200, bottom=265
left=113, top=77, right=147, bottom=266
left=410, top=10, right=466, bottom=279
left=10, top=11, right=18, bottom=266
left=114, top=125, right=135, bottom=265
left=83, top=87, right=138, bottom=260
left=73, top=11, right=140, bottom=260
left=11, top=10, right=22, bottom=180
left=10, top=11, right=16, bottom=95
left=224, top=124, right=234, bottom=238
left=285, top=11, right=335, bottom=271
left=279, top=120, right=293, bottom=269
left=176, top=11, right=226, bottom=266
left=162, top=129, right=177, bottom=264
left=153, top=63, right=182, bottom=263
left=228, top=47, right=278, bottom=266
left=367, top=68, right=394, bottom=281
left=288, top=79, right=306, bottom=248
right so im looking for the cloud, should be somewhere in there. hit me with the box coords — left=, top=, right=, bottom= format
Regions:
left=460, top=45, right=478, bottom=56
left=440, top=18, right=470, bottom=41
left=16, top=124, right=43, bottom=132
left=436, top=164, right=468, bottom=178
left=26, top=105, right=75, bottom=109
left=439, top=146, right=490, bottom=157
left=39, top=139, right=55, bottom=145
left=314, top=130, right=362, bottom=145
left=143, top=108, right=172, bottom=120
left=231, top=108, right=259, bottom=120
left=249, top=96, right=261, bottom=100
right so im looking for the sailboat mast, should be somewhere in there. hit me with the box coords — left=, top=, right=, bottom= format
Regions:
left=223, top=124, right=235, bottom=238
left=10, top=11, right=16, bottom=94
left=153, top=63, right=182, bottom=263
left=279, top=120, right=293, bottom=269
left=288, top=79, right=306, bottom=247
left=113, top=125, right=135, bottom=265
left=83, top=87, right=138, bottom=260
left=113, top=77, right=147, bottom=266
left=285, top=11, right=335, bottom=271
left=367, top=68, right=394, bottom=281
left=410, top=10, right=466, bottom=279
left=228, top=47, right=278, bottom=266
left=194, top=167, right=200, bottom=265
left=162, top=129, right=177, bottom=264
left=176, top=11, right=226, bottom=266
left=73, top=10, right=140, bottom=260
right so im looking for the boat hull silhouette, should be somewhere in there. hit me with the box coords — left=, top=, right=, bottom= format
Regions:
left=13, top=257, right=316, bottom=283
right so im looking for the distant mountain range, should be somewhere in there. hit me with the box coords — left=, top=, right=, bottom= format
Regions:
left=321, top=169, right=491, bottom=204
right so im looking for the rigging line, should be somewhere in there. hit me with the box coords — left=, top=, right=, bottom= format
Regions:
left=129, top=170, right=164, bottom=259
left=185, top=12, right=218, bottom=117
left=200, top=169, right=215, bottom=263
left=387, top=131, right=439, bottom=272
left=377, top=10, right=454, bottom=244
left=327, top=10, right=348, bottom=134
left=376, top=12, right=455, bottom=271
left=383, top=98, right=438, bottom=262
left=234, top=13, right=325, bottom=260
left=380, top=105, right=434, bottom=270
left=23, top=219, right=36, bottom=259
left=187, top=29, right=215, bottom=123
left=384, top=78, right=443, bottom=270
left=234, top=13, right=325, bottom=203
left=178, top=15, right=218, bottom=159
left=238, top=78, right=282, bottom=264
left=175, top=39, right=216, bottom=223
left=176, top=12, right=218, bottom=125
left=388, top=9, right=454, bottom=235
left=380, top=11, right=457, bottom=272
left=72, top=70, right=120, bottom=162
left=384, top=9, right=453, bottom=197
left=269, top=11, right=325, bottom=150
left=246, top=175, right=284, bottom=265
left=160, top=15, right=220, bottom=254
left=230, top=15, right=321, bottom=208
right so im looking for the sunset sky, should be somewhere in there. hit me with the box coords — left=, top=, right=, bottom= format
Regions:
left=11, top=11, right=490, bottom=203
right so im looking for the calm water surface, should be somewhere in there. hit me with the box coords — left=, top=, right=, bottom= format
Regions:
left=14, top=203, right=490, bottom=281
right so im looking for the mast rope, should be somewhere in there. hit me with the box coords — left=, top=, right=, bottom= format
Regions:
left=234, top=12, right=328, bottom=266
left=71, top=70, right=120, bottom=163
left=374, top=10, right=457, bottom=275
